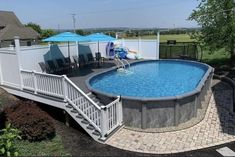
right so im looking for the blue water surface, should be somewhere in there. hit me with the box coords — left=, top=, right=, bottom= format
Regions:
left=90, top=60, right=208, bottom=98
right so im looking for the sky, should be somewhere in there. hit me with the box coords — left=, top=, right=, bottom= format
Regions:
left=0, top=0, right=199, bottom=29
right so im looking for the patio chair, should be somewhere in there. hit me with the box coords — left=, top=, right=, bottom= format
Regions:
left=73, top=55, right=79, bottom=68
left=46, top=60, right=60, bottom=74
left=38, top=62, right=49, bottom=73
left=87, top=53, right=95, bottom=65
left=78, top=54, right=86, bottom=67
left=64, top=57, right=76, bottom=69
left=95, top=52, right=104, bottom=67
left=56, top=58, right=70, bottom=72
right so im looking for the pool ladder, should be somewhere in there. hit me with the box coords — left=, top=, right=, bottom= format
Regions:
left=115, top=58, right=130, bottom=70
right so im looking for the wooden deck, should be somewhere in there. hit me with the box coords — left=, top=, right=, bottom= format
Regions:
left=68, top=60, right=138, bottom=93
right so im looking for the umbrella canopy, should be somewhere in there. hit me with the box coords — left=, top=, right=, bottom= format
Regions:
left=42, top=32, right=89, bottom=70
left=42, top=32, right=89, bottom=42
left=85, top=33, right=116, bottom=53
left=85, top=33, right=116, bottom=42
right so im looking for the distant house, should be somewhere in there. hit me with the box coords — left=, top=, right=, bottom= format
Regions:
left=0, top=11, right=39, bottom=48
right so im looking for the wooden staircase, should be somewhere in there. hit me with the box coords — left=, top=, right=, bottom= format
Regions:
left=18, top=70, right=123, bottom=143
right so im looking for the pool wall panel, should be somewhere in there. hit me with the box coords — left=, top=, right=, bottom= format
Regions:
left=87, top=60, right=214, bottom=130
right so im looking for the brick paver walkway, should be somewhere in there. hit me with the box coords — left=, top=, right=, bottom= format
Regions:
left=106, top=82, right=235, bottom=154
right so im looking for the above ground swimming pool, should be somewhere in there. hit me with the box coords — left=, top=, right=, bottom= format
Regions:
left=89, top=60, right=208, bottom=99
left=87, top=60, right=214, bottom=130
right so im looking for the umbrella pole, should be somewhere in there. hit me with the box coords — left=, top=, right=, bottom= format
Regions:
left=68, top=42, right=70, bottom=58
left=68, top=42, right=71, bottom=72
left=98, top=41, right=100, bottom=53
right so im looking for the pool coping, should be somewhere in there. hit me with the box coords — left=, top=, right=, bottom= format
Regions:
left=85, top=59, right=214, bottom=102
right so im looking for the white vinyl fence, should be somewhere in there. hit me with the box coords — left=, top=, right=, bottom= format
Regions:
left=15, top=38, right=159, bottom=72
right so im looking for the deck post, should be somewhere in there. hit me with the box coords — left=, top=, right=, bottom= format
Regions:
left=33, top=71, right=37, bottom=94
left=14, top=36, right=23, bottom=90
left=62, top=75, right=68, bottom=102
left=100, top=106, right=108, bottom=140
left=117, top=96, right=123, bottom=125
left=138, top=37, right=141, bottom=56
left=63, top=110, right=71, bottom=127
left=156, top=31, right=160, bottom=60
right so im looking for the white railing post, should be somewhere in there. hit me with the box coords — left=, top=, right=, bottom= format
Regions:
left=14, top=36, right=23, bottom=90
left=33, top=71, right=37, bottom=94
left=62, top=75, right=68, bottom=102
left=100, top=106, right=108, bottom=140
left=117, top=96, right=123, bottom=125
left=138, top=37, right=142, bottom=56
left=121, top=38, right=125, bottom=47
left=156, top=31, right=160, bottom=60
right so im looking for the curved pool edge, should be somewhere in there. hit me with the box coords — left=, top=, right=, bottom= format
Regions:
left=86, top=59, right=214, bottom=102
left=86, top=59, right=214, bottom=129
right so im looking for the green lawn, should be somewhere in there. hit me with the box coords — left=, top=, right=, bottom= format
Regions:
left=15, top=135, right=70, bottom=156
left=126, top=34, right=195, bottom=42
left=201, top=48, right=231, bottom=67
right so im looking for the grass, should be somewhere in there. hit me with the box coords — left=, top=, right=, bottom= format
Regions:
left=201, top=48, right=231, bottom=68
left=126, top=34, right=195, bottom=42
left=15, top=135, right=70, bottom=156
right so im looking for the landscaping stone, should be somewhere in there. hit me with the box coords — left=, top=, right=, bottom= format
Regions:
left=106, top=80, right=235, bottom=154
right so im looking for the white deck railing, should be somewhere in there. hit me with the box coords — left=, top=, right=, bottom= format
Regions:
left=20, top=70, right=122, bottom=138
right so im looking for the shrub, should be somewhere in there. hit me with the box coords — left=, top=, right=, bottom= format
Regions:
left=0, top=123, right=21, bottom=157
left=3, top=101, right=55, bottom=141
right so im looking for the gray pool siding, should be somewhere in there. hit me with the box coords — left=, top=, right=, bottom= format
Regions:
left=87, top=60, right=214, bottom=129
left=121, top=73, right=212, bottom=129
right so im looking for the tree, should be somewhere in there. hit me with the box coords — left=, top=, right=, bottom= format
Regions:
left=25, top=22, right=42, bottom=34
left=188, top=0, right=235, bottom=66
left=41, top=29, right=56, bottom=39
left=75, top=29, right=84, bottom=35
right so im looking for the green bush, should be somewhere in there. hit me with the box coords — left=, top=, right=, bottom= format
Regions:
left=4, top=101, right=55, bottom=141
left=0, top=124, right=21, bottom=157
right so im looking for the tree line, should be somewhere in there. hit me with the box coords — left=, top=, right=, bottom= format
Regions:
left=25, top=22, right=199, bottom=39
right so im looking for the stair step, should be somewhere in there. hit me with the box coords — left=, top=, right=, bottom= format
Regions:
left=87, top=93, right=96, bottom=99
left=92, top=130, right=101, bottom=136
left=76, top=114, right=83, bottom=119
left=87, top=124, right=95, bottom=130
left=71, top=109, right=78, bottom=113
left=97, top=102, right=104, bottom=106
left=92, top=98, right=100, bottom=103
left=87, top=92, right=92, bottom=96
left=65, top=104, right=73, bottom=109
left=81, top=119, right=89, bottom=124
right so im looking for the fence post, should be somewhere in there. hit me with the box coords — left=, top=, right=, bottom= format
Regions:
left=138, top=37, right=141, bottom=55
left=156, top=31, right=160, bottom=59
left=33, top=71, right=37, bottom=94
left=100, top=106, right=108, bottom=140
left=121, top=38, right=125, bottom=47
left=62, top=75, right=68, bottom=102
left=117, top=96, right=123, bottom=125
left=14, top=36, right=23, bottom=90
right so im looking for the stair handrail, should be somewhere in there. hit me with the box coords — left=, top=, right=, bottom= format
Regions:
left=121, top=59, right=130, bottom=68
left=115, top=58, right=125, bottom=69
left=63, top=76, right=101, bottom=110
left=20, top=69, right=123, bottom=140
left=66, top=98, right=102, bottom=132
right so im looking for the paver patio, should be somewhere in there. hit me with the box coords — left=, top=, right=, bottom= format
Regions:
left=106, top=80, right=235, bottom=154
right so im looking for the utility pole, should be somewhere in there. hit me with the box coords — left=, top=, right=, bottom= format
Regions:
left=70, top=13, right=76, bottom=33
left=57, top=24, right=60, bottom=33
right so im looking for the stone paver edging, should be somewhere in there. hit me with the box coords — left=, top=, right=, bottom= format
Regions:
left=106, top=81, right=235, bottom=154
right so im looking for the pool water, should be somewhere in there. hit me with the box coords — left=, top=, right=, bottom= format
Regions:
left=89, top=60, right=208, bottom=98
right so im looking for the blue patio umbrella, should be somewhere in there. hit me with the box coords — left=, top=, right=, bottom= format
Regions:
left=85, top=33, right=116, bottom=53
left=42, top=32, right=89, bottom=42
left=42, top=32, right=89, bottom=59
